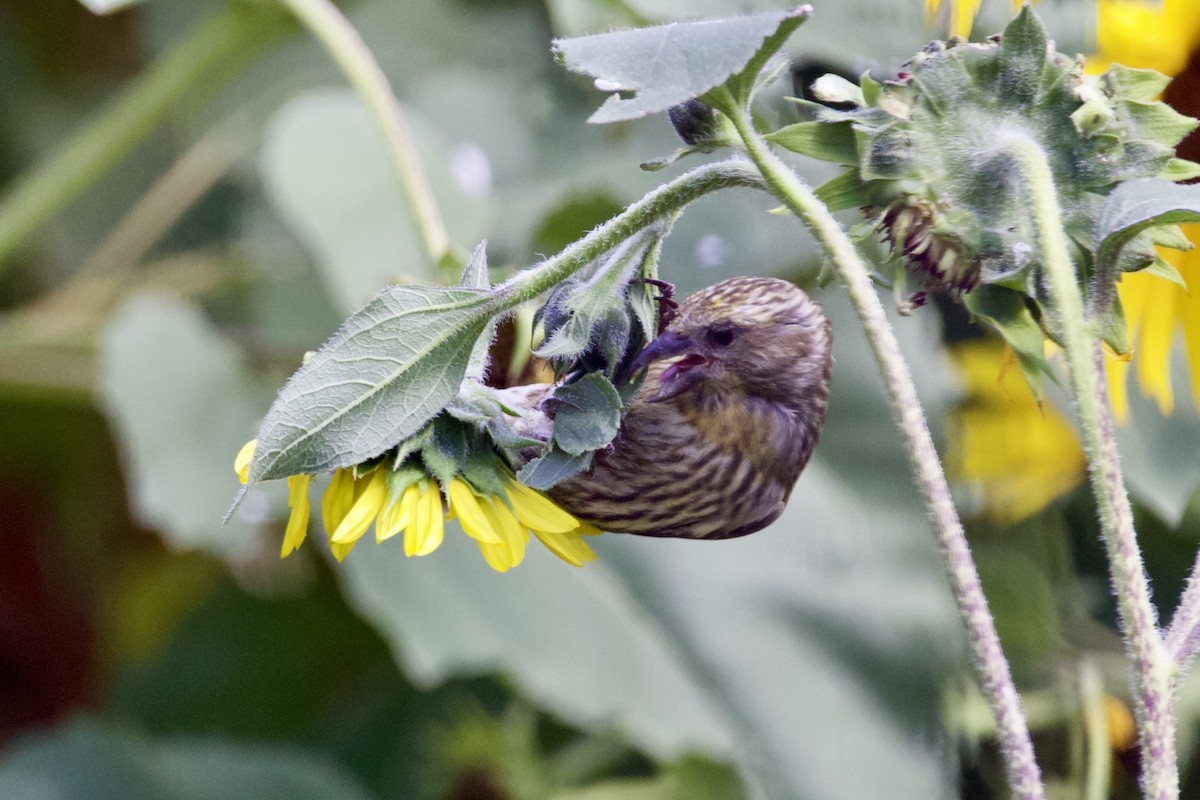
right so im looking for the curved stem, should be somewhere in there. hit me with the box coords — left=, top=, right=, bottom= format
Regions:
left=724, top=106, right=1046, bottom=800
left=1166, top=550, right=1200, bottom=671
left=499, top=160, right=765, bottom=303
left=0, top=7, right=279, bottom=275
left=1001, top=131, right=1177, bottom=800
left=279, top=0, right=453, bottom=270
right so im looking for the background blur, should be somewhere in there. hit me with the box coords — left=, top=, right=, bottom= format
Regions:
left=2, top=1, right=1200, bottom=798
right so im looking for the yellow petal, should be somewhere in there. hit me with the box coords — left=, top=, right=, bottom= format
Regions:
left=322, top=468, right=356, bottom=536
left=234, top=439, right=257, bottom=484
left=575, top=521, right=605, bottom=536
left=477, top=540, right=514, bottom=573
left=331, top=469, right=388, bottom=544
left=378, top=483, right=418, bottom=543
left=533, top=529, right=597, bottom=568
left=1181, top=257, right=1200, bottom=411
left=330, top=541, right=356, bottom=562
left=1133, top=271, right=1179, bottom=416
left=408, top=481, right=445, bottom=557
left=448, top=478, right=503, bottom=544
left=280, top=474, right=312, bottom=558
left=504, top=479, right=580, bottom=534
left=481, top=497, right=527, bottom=569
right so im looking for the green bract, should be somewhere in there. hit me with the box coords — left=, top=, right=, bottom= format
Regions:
left=775, top=6, right=1199, bottom=393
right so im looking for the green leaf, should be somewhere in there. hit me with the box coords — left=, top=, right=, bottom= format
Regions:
left=998, top=5, right=1048, bottom=106
left=248, top=285, right=498, bottom=482
left=517, top=446, right=594, bottom=490
left=461, top=242, right=497, bottom=383
left=1104, top=64, right=1171, bottom=103
left=1161, top=158, right=1200, bottom=182
left=552, top=7, right=809, bottom=124
left=260, top=90, right=490, bottom=314
left=814, top=169, right=880, bottom=212
left=766, top=121, right=858, bottom=165
left=668, top=755, right=748, bottom=800
left=551, top=373, right=624, bottom=456
left=1097, top=291, right=1129, bottom=356
left=0, top=720, right=372, bottom=800
left=420, top=416, right=472, bottom=488
left=459, top=240, right=490, bottom=289
left=1094, top=178, right=1200, bottom=277
left=964, top=285, right=1052, bottom=401
left=98, top=294, right=279, bottom=557
left=1143, top=254, right=1189, bottom=289
left=1125, top=100, right=1199, bottom=150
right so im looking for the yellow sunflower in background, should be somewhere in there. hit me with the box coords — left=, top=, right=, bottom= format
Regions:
left=1089, top=0, right=1200, bottom=419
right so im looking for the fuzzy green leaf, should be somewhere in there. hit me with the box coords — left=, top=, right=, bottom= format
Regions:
left=1097, top=291, right=1130, bottom=356
left=551, top=373, right=624, bottom=456
left=814, top=169, right=880, bottom=211
left=1104, top=64, right=1171, bottom=103
left=459, top=240, right=490, bottom=289
left=552, top=7, right=810, bottom=124
left=1143, top=254, right=1189, bottom=289
left=1125, top=100, right=1199, bottom=149
left=766, top=121, right=858, bottom=165
left=517, top=446, right=593, bottom=490
left=249, top=286, right=497, bottom=482
left=1161, top=158, right=1200, bottom=182
left=0, top=721, right=372, bottom=800
left=998, top=5, right=1048, bottom=105
left=1095, top=179, right=1200, bottom=277
left=964, top=285, right=1051, bottom=401
left=420, top=416, right=471, bottom=488
left=461, top=242, right=498, bottom=383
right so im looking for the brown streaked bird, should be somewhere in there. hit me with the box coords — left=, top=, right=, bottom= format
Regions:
left=502, top=276, right=833, bottom=540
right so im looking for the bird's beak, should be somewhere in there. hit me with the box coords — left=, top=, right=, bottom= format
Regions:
left=630, top=329, right=694, bottom=373
left=631, top=329, right=708, bottom=402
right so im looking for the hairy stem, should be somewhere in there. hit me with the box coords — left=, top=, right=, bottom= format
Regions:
left=726, top=106, right=1046, bottom=800
left=1002, top=131, right=1177, bottom=800
left=279, top=0, right=453, bottom=270
left=500, top=160, right=765, bottom=303
left=0, top=7, right=280, bottom=275
left=1166, top=550, right=1200, bottom=671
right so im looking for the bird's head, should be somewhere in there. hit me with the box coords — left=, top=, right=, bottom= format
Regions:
left=631, top=277, right=832, bottom=411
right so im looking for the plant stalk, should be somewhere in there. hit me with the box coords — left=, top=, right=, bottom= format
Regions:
left=0, top=7, right=279, bottom=275
left=1166, top=550, right=1200, bottom=671
left=726, top=106, right=1046, bottom=800
left=1001, top=131, right=1177, bottom=800
left=500, top=160, right=765, bottom=303
left=279, top=0, right=453, bottom=270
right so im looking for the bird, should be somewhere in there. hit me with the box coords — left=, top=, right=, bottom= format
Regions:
left=500, top=276, right=833, bottom=540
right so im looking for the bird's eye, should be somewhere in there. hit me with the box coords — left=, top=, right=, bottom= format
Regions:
left=708, top=325, right=736, bottom=347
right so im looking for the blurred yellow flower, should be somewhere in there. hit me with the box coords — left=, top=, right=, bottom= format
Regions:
left=234, top=440, right=597, bottom=571
left=924, top=0, right=985, bottom=38
left=946, top=340, right=1087, bottom=525
left=1088, top=2, right=1200, bottom=420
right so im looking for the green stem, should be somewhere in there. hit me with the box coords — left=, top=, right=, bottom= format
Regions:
left=1001, top=130, right=1177, bottom=800
left=279, top=0, right=453, bottom=270
left=723, top=102, right=1046, bottom=800
left=0, top=7, right=281, bottom=274
left=499, top=160, right=765, bottom=303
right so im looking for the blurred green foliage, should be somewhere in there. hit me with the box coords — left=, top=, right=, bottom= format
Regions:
left=1, top=1, right=1199, bottom=799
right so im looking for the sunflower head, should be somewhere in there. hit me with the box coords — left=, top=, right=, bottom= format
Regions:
left=788, top=7, right=1197, bottom=301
